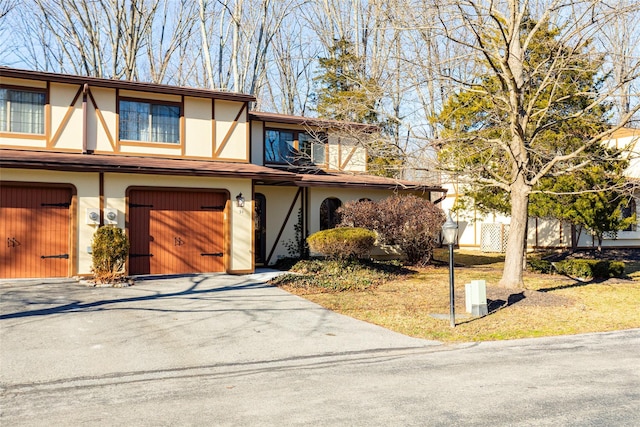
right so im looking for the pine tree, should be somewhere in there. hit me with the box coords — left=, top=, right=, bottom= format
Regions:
left=314, top=38, right=402, bottom=177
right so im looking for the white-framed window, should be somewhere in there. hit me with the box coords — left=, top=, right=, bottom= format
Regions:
left=0, top=88, right=46, bottom=134
left=300, top=132, right=327, bottom=165
left=119, top=99, right=180, bottom=144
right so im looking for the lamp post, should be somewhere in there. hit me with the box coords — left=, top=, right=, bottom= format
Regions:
left=442, top=211, right=458, bottom=328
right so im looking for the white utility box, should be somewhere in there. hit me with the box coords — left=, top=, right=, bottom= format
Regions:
left=465, top=280, right=488, bottom=316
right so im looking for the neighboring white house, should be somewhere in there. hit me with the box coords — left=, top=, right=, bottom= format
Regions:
left=440, top=127, right=640, bottom=251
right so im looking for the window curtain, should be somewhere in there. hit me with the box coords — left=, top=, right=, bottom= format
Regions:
left=151, top=104, right=179, bottom=143
left=0, top=89, right=45, bottom=134
left=0, top=89, right=7, bottom=132
left=119, top=100, right=150, bottom=141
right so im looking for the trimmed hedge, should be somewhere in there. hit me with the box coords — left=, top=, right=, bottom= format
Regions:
left=554, top=259, right=625, bottom=279
left=527, top=258, right=554, bottom=274
left=307, top=227, right=376, bottom=260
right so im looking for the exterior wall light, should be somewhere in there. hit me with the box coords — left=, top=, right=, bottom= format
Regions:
left=236, top=193, right=245, bottom=208
left=441, top=211, right=458, bottom=327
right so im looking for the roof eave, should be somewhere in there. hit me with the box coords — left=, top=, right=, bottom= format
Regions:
left=0, top=66, right=256, bottom=102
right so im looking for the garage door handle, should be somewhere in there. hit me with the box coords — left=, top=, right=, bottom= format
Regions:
left=41, top=254, right=69, bottom=259
left=130, top=253, right=154, bottom=257
left=201, top=252, right=223, bottom=257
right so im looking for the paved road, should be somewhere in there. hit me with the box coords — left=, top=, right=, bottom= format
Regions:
left=1, top=272, right=639, bottom=426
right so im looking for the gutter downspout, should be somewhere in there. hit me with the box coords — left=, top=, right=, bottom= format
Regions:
left=82, top=83, right=89, bottom=154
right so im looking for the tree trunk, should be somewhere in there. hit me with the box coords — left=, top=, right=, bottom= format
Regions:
left=499, top=177, right=530, bottom=288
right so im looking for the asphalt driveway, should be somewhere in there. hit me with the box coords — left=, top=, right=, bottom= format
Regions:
left=1, top=271, right=639, bottom=426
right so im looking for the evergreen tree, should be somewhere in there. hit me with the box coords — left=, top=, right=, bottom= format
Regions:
left=530, top=154, right=636, bottom=251
left=314, top=38, right=402, bottom=177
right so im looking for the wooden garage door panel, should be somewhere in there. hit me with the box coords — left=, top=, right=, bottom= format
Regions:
left=1, top=186, right=71, bottom=278
left=129, top=190, right=225, bottom=275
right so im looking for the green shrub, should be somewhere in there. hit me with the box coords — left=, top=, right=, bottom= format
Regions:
left=555, top=259, right=625, bottom=279
left=605, top=261, right=625, bottom=278
left=527, top=258, right=554, bottom=274
left=91, top=225, right=130, bottom=284
left=307, top=227, right=376, bottom=260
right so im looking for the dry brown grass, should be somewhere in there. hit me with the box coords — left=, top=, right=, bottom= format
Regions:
left=276, top=249, right=640, bottom=342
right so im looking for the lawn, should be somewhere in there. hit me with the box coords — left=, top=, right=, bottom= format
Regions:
left=270, top=249, right=640, bottom=342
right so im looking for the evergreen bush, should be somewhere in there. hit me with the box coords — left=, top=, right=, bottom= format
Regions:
left=555, top=259, right=625, bottom=279
left=91, top=225, right=130, bottom=284
left=527, top=258, right=554, bottom=274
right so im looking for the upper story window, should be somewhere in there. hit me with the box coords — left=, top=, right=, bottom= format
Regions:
left=0, top=88, right=46, bottom=134
left=265, top=129, right=294, bottom=163
left=300, top=132, right=326, bottom=165
left=119, top=99, right=180, bottom=144
left=265, top=128, right=327, bottom=166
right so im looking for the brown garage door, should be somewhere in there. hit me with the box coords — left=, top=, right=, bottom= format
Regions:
left=128, top=189, right=226, bottom=275
left=1, top=185, right=72, bottom=278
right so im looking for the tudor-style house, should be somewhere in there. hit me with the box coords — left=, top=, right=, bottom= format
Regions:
left=0, top=67, right=445, bottom=279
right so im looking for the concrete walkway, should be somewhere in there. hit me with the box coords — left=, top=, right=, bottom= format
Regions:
left=1, top=272, right=639, bottom=426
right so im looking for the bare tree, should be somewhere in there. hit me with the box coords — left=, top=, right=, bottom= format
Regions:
left=262, top=17, right=319, bottom=114
left=144, top=0, right=197, bottom=84
left=423, top=0, right=640, bottom=288
left=196, top=0, right=303, bottom=98
left=597, top=0, right=640, bottom=126
left=16, top=0, right=185, bottom=80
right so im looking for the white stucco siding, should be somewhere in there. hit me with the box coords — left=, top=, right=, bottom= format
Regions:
left=255, top=186, right=302, bottom=263
left=328, top=135, right=340, bottom=170
left=616, top=134, right=640, bottom=178
left=118, top=90, right=181, bottom=103
left=49, top=82, right=83, bottom=150
left=184, top=97, right=213, bottom=158
left=250, top=120, right=264, bottom=165
left=337, top=137, right=367, bottom=172
left=214, top=100, right=248, bottom=161
left=89, top=86, right=117, bottom=153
